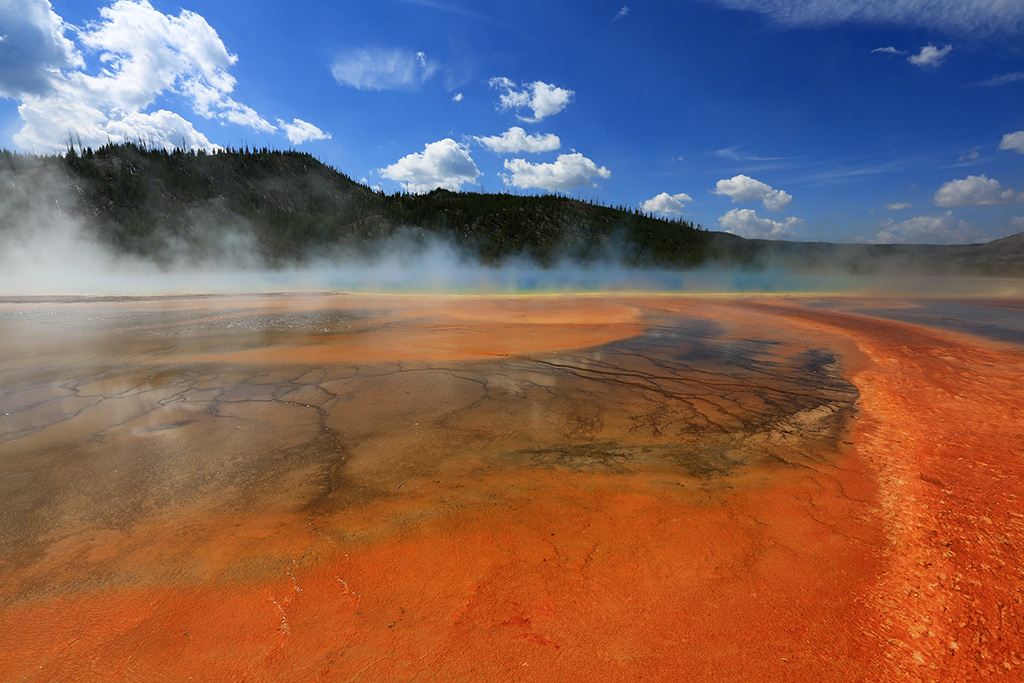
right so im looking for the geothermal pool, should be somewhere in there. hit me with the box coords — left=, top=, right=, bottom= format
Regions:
left=0, top=293, right=1022, bottom=682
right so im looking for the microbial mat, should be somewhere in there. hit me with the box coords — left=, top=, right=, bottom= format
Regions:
left=0, top=293, right=1021, bottom=682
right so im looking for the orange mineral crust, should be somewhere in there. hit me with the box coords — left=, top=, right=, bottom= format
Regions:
left=753, top=299, right=1024, bottom=680
left=0, top=293, right=1021, bottom=682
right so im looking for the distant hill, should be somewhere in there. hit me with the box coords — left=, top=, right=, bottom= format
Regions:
left=1, top=143, right=1021, bottom=276
left=707, top=231, right=1024, bottom=276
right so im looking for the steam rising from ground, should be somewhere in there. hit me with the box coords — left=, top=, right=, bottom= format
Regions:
left=1, top=163, right=1021, bottom=298
left=0, top=218, right=855, bottom=296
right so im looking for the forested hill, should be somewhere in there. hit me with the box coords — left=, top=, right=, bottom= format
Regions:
left=1, top=143, right=710, bottom=268
left=1, top=143, right=1021, bottom=275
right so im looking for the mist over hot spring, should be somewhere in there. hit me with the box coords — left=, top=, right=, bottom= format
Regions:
left=0, top=211, right=858, bottom=297
left=0, top=215, right=844, bottom=297
left=1, top=145, right=1021, bottom=298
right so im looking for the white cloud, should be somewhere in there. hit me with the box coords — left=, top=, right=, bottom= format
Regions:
left=615, top=7, right=631, bottom=20
left=278, top=118, right=331, bottom=145
left=378, top=138, right=480, bottom=192
left=885, top=202, right=912, bottom=210
left=0, top=0, right=82, bottom=98
left=452, top=92, right=463, bottom=102
left=490, top=77, right=573, bottom=122
left=999, top=131, right=1024, bottom=154
left=872, top=43, right=952, bottom=67
left=14, top=84, right=113, bottom=149
left=872, top=212, right=985, bottom=244
left=641, top=192, right=693, bottom=216
left=16, top=85, right=218, bottom=151
left=700, top=0, right=1024, bottom=34
left=104, top=109, right=217, bottom=149
left=0, top=0, right=322, bottom=153
left=1011, top=217, right=1024, bottom=231
left=974, top=71, right=1024, bottom=87
left=934, top=175, right=1024, bottom=207
left=474, top=126, right=560, bottom=154
left=182, top=81, right=274, bottom=133
left=331, top=47, right=436, bottom=91
left=718, top=208, right=801, bottom=239
left=712, top=146, right=790, bottom=162
left=503, top=153, right=610, bottom=192
left=908, top=43, right=952, bottom=68
left=77, top=1, right=275, bottom=130
left=713, top=174, right=793, bottom=211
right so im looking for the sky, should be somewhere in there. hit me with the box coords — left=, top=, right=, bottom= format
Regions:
left=1, top=0, right=1023, bottom=245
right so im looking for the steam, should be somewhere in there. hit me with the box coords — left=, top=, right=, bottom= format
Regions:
left=1, top=157, right=1020, bottom=298
left=0, top=217, right=854, bottom=296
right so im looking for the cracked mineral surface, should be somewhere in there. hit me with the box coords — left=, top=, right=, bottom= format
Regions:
left=0, top=293, right=1021, bottom=682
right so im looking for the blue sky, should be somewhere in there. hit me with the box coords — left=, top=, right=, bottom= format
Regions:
left=2, top=0, right=1024, bottom=244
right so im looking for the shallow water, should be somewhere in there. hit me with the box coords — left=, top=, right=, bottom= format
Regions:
left=0, top=295, right=856, bottom=572
left=1, top=293, right=1021, bottom=682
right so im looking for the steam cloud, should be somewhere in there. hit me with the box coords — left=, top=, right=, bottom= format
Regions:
left=0, top=158, right=1018, bottom=298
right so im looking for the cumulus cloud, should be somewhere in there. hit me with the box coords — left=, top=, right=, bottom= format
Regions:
left=378, top=138, right=481, bottom=192
left=641, top=192, right=693, bottom=216
left=474, top=126, right=560, bottom=154
left=934, top=175, right=1024, bottom=207
left=885, top=202, right=912, bottom=210
left=331, top=47, right=436, bottom=91
left=106, top=109, right=219, bottom=149
left=872, top=212, right=985, bottom=244
left=999, top=131, right=1024, bottom=154
left=278, top=118, right=331, bottom=145
left=503, top=153, right=610, bottom=192
left=871, top=46, right=905, bottom=55
left=699, top=0, right=1024, bottom=34
left=77, top=0, right=276, bottom=132
left=0, top=0, right=82, bottom=98
left=0, top=0, right=325, bottom=152
left=907, top=43, right=952, bottom=68
left=713, top=174, right=793, bottom=211
left=452, top=92, right=463, bottom=101
left=490, top=77, right=573, bottom=122
left=615, top=7, right=631, bottom=20
left=718, top=208, right=801, bottom=239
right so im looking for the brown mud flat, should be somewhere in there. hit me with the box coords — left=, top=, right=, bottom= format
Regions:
left=0, top=294, right=1021, bottom=682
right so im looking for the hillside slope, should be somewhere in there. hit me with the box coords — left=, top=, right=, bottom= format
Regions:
left=36, top=143, right=709, bottom=268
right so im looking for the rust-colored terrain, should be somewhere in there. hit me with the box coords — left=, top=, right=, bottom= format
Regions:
left=0, top=294, right=1021, bottom=682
